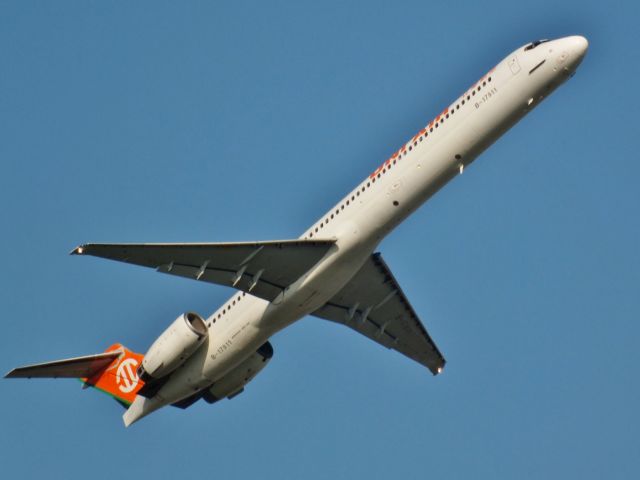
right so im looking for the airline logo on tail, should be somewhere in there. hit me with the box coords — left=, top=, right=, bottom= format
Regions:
left=86, top=344, right=145, bottom=405
left=116, top=358, right=140, bottom=393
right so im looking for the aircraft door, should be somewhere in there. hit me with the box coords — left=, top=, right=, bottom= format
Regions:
left=508, top=56, right=521, bottom=75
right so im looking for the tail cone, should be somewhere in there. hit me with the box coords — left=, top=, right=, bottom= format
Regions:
left=123, top=395, right=162, bottom=427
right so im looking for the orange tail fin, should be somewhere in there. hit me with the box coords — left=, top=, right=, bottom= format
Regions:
left=83, top=344, right=145, bottom=407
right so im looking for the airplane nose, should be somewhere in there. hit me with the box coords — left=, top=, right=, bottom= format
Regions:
left=560, top=35, right=588, bottom=72
left=569, top=35, right=589, bottom=58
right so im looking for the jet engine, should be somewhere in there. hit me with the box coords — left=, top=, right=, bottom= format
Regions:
left=138, top=312, right=208, bottom=381
left=203, top=341, right=273, bottom=403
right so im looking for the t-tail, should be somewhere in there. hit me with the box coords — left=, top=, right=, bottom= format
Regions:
left=5, top=343, right=145, bottom=408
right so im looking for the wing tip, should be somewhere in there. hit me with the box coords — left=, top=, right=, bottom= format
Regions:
left=429, top=361, right=446, bottom=376
left=70, top=245, right=86, bottom=255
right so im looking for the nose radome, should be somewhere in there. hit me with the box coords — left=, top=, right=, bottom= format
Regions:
left=568, top=35, right=589, bottom=58
left=571, top=35, right=589, bottom=57
left=559, top=35, right=588, bottom=72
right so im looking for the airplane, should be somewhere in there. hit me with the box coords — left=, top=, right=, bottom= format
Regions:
left=6, top=35, right=588, bottom=427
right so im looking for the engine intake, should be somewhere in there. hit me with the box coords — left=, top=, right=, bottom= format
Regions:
left=139, top=312, right=208, bottom=381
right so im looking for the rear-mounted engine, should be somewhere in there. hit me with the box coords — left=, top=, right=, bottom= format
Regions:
left=137, top=312, right=208, bottom=381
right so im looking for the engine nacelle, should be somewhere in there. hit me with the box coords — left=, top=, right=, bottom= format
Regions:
left=203, top=341, right=273, bottom=403
left=138, top=312, right=208, bottom=381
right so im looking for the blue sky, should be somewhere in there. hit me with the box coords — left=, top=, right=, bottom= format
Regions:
left=1, top=1, right=638, bottom=478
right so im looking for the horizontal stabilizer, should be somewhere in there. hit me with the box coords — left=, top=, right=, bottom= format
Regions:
left=6, top=343, right=145, bottom=407
left=72, top=240, right=336, bottom=302
left=5, top=351, right=121, bottom=379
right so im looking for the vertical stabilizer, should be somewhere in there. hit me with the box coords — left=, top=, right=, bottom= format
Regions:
left=83, top=343, right=145, bottom=407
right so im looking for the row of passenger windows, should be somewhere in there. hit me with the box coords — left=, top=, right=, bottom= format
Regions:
left=208, top=291, right=247, bottom=327
left=454, top=76, right=492, bottom=111
left=306, top=177, right=376, bottom=238
left=207, top=76, right=496, bottom=323
left=304, top=76, right=492, bottom=239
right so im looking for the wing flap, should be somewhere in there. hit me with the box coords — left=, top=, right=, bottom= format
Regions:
left=5, top=351, right=121, bottom=379
left=312, top=253, right=445, bottom=374
left=73, top=240, right=336, bottom=302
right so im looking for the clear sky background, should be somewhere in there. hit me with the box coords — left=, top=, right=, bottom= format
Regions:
left=1, top=1, right=638, bottom=478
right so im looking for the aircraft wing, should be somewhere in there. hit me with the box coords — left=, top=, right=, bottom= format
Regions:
left=311, top=253, right=445, bottom=375
left=72, top=240, right=336, bottom=302
left=5, top=351, right=121, bottom=379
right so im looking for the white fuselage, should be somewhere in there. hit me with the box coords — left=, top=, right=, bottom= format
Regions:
left=124, top=36, right=588, bottom=424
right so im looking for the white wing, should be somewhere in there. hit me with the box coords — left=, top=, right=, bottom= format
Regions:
left=73, top=240, right=336, bottom=302
left=312, top=253, right=445, bottom=374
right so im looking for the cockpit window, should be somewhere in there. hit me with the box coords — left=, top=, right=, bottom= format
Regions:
left=524, top=39, right=550, bottom=51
